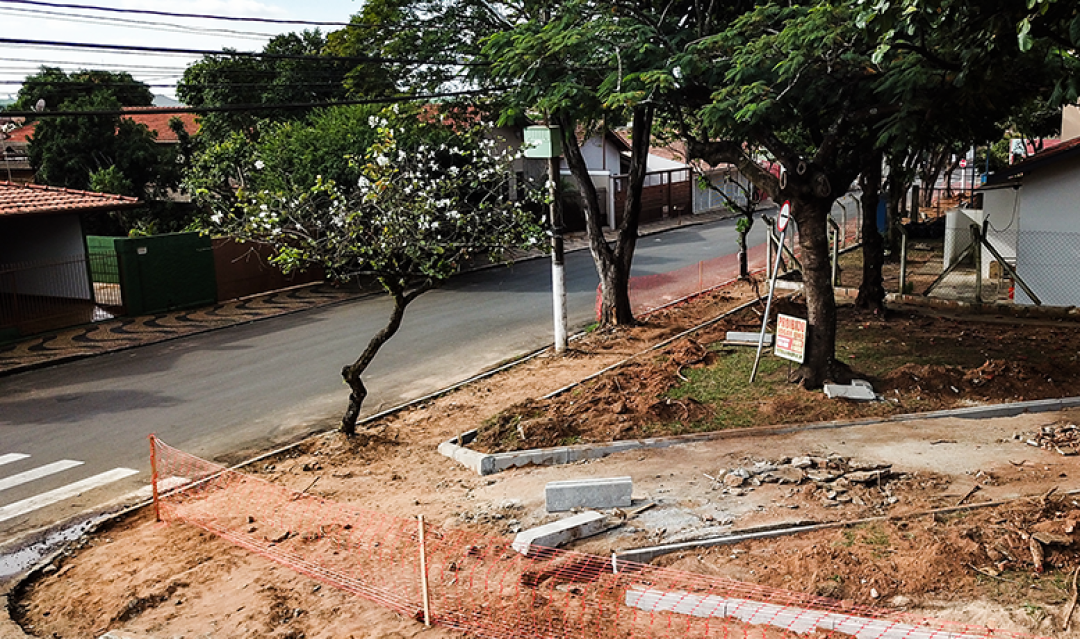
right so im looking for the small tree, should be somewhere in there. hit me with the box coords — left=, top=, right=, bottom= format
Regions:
left=208, top=108, right=544, bottom=434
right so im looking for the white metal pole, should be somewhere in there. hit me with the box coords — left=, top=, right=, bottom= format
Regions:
left=549, top=154, right=568, bottom=354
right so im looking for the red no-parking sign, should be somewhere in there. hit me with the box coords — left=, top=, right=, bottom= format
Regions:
left=777, top=200, right=792, bottom=232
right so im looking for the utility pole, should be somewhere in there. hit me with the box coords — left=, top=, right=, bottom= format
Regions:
left=525, top=122, right=567, bottom=354
left=549, top=152, right=567, bottom=353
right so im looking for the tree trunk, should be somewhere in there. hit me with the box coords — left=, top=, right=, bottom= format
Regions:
left=340, top=279, right=433, bottom=435
left=790, top=196, right=843, bottom=388
left=856, top=155, right=886, bottom=312
left=557, top=106, right=653, bottom=327
left=738, top=225, right=750, bottom=279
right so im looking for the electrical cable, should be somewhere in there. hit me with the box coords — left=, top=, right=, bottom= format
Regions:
left=0, top=37, right=487, bottom=67
left=0, top=6, right=274, bottom=40
left=0, top=0, right=356, bottom=27
left=1, top=87, right=509, bottom=118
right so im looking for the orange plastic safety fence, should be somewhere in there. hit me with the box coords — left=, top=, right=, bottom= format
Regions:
left=150, top=437, right=1051, bottom=639
left=604, top=215, right=863, bottom=321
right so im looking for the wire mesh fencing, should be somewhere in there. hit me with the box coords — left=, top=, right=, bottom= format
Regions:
left=615, top=196, right=863, bottom=318
left=896, top=219, right=1080, bottom=307
left=150, top=436, right=1050, bottom=639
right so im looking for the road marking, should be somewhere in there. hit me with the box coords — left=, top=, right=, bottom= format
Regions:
left=0, top=460, right=84, bottom=493
left=0, top=454, right=30, bottom=467
left=128, top=476, right=189, bottom=501
left=0, top=467, right=139, bottom=523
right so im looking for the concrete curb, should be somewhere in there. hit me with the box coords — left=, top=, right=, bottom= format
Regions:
left=438, top=396, right=1080, bottom=476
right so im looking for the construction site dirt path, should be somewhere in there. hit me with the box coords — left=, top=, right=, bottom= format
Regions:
left=12, top=282, right=1080, bottom=639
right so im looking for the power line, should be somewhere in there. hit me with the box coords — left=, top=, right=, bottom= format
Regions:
left=0, top=6, right=274, bottom=40
left=1, top=88, right=506, bottom=118
left=0, top=37, right=485, bottom=67
left=0, top=0, right=356, bottom=27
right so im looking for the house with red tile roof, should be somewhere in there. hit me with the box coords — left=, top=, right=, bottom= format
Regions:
left=0, top=109, right=197, bottom=185
left=0, top=181, right=140, bottom=337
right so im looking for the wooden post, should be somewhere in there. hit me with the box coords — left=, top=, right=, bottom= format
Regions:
left=149, top=434, right=161, bottom=522
left=418, top=515, right=432, bottom=627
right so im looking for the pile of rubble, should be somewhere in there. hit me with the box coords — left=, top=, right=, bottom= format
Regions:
left=1023, top=423, right=1080, bottom=456
left=708, top=454, right=903, bottom=509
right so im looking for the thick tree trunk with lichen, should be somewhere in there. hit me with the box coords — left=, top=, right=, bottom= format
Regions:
left=788, top=195, right=848, bottom=388
left=340, top=280, right=433, bottom=435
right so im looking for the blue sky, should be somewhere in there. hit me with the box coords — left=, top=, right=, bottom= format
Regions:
left=1, top=0, right=364, bottom=101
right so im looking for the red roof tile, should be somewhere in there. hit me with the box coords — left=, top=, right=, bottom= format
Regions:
left=3, top=109, right=197, bottom=145
left=121, top=108, right=197, bottom=142
left=0, top=181, right=140, bottom=217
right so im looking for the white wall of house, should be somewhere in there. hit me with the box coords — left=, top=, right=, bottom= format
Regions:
left=978, top=185, right=1021, bottom=279
left=1014, top=156, right=1080, bottom=306
left=569, top=135, right=622, bottom=175
left=0, top=213, right=91, bottom=299
left=694, top=167, right=751, bottom=214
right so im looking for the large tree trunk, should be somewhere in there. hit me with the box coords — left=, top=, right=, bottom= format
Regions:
left=340, top=279, right=433, bottom=435
left=790, top=195, right=844, bottom=388
left=856, top=154, right=886, bottom=312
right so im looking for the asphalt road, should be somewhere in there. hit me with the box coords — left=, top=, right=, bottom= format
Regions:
left=0, top=215, right=773, bottom=555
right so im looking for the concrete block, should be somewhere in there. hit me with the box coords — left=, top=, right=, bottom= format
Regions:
left=824, top=382, right=877, bottom=401
left=725, top=331, right=772, bottom=346
left=512, top=511, right=607, bottom=555
left=545, top=476, right=632, bottom=512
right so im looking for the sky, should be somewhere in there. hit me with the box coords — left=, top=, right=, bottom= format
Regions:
left=0, top=0, right=364, bottom=102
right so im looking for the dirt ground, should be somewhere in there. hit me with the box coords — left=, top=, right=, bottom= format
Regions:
left=13, top=281, right=1080, bottom=639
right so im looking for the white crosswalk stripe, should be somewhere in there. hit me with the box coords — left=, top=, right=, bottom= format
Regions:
left=0, top=467, right=139, bottom=523
left=0, top=460, right=83, bottom=493
left=0, top=453, right=30, bottom=467
left=0, top=454, right=143, bottom=524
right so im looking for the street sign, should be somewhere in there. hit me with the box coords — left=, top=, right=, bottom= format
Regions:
left=774, top=314, right=807, bottom=363
left=959, top=158, right=968, bottom=168
left=777, top=200, right=792, bottom=232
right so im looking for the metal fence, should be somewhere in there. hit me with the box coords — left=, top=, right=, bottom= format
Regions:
left=896, top=217, right=1080, bottom=308
left=0, top=252, right=127, bottom=337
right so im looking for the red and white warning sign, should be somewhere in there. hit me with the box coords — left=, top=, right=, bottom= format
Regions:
left=774, top=313, right=807, bottom=363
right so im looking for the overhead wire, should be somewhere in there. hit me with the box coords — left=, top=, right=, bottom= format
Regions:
left=0, top=0, right=356, bottom=27
left=1, top=87, right=510, bottom=118
left=0, top=6, right=276, bottom=40
left=0, top=38, right=487, bottom=67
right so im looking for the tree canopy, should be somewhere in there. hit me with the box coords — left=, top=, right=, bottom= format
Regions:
left=177, top=31, right=362, bottom=143
left=6, top=67, right=153, bottom=115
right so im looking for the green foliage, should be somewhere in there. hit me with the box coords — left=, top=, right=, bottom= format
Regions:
left=184, top=104, right=384, bottom=223
left=203, top=106, right=546, bottom=291
left=6, top=67, right=152, bottom=114
left=177, top=31, right=356, bottom=143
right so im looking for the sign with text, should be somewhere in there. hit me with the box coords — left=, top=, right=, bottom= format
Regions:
left=774, top=314, right=807, bottom=363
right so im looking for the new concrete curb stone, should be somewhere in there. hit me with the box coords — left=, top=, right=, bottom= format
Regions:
left=512, top=511, right=607, bottom=555
left=546, top=477, right=632, bottom=512
left=439, top=396, right=1080, bottom=476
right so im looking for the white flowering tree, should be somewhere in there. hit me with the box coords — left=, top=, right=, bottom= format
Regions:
left=212, top=109, right=544, bottom=435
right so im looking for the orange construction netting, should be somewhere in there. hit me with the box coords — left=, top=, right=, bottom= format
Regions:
left=150, top=436, right=1050, bottom=639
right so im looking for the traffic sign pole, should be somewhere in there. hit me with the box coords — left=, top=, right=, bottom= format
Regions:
left=751, top=201, right=791, bottom=383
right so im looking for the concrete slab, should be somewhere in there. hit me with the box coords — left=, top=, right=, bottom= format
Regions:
left=511, top=511, right=607, bottom=555
left=824, top=382, right=877, bottom=401
left=725, top=331, right=772, bottom=346
left=545, top=476, right=632, bottom=512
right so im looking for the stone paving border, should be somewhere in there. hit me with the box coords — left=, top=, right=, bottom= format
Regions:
left=439, top=396, right=1080, bottom=476
left=0, top=282, right=372, bottom=377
